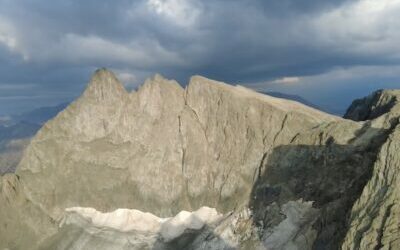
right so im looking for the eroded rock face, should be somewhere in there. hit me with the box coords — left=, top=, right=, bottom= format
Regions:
left=0, top=173, right=57, bottom=250
left=341, top=89, right=400, bottom=249
left=1, top=69, right=400, bottom=250
left=0, top=69, right=339, bottom=249
left=342, top=122, right=400, bottom=249
left=250, top=117, right=399, bottom=250
left=16, top=69, right=335, bottom=219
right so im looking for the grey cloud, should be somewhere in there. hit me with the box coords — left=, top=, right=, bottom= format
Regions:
left=0, top=0, right=399, bottom=114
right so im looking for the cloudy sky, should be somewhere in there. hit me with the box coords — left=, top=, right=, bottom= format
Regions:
left=0, top=0, right=400, bottom=115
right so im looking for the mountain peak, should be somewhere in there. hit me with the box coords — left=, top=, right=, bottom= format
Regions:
left=138, top=73, right=184, bottom=97
left=153, top=73, right=167, bottom=82
left=82, top=68, right=127, bottom=102
left=344, top=89, right=400, bottom=121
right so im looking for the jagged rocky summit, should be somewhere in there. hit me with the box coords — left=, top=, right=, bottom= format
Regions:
left=1, top=68, right=400, bottom=250
left=344, top=89, right=400, bottom=121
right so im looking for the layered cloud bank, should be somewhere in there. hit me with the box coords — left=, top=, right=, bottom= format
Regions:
left=1, top=0, right=400, bottom=114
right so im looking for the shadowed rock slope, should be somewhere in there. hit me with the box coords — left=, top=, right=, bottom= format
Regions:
left=1, top=69, right=399, bottom=249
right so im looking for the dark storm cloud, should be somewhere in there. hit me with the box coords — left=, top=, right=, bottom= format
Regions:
left=0, top=0, right=399, bottom=114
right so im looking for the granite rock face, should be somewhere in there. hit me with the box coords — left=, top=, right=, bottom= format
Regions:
left=250, top=117, right=398, bottom=250
left=341, top=89, right=400, bottom=249
left=342, top=122, right=400, bottom=249
left=17, top=69, right=335, bottom=217
left=1, top=69, right=400, bottom=250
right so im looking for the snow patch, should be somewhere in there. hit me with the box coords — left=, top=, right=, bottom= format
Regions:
left=64, top=207, right=164, bottom=233
left=160, top=206, right=221, bottom=241
left=62, top=206, right=222, bottom=242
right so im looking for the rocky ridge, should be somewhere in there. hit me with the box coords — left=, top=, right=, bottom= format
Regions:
left=1, top=69, right=399, bottom=249
left=344, top=89, right=400, bottom=121
left=341, top=89, right=400, bottom=249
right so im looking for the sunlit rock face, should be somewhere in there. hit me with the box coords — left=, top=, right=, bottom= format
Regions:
left=15, top=68, right=335, bottom=218
left=341, top=90, right=400, bottom=250
left=1, top=69, right=400, bottom=250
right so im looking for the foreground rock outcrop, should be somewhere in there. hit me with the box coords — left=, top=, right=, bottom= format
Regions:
left=340, top=89, right=400, bottom=249
left=1, top=69, right=399, bottom=249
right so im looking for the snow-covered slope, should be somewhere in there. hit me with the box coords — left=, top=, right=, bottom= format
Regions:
left=37, top=206, right=230, bottom=250
left=62, top=206, right=222, bottom=240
